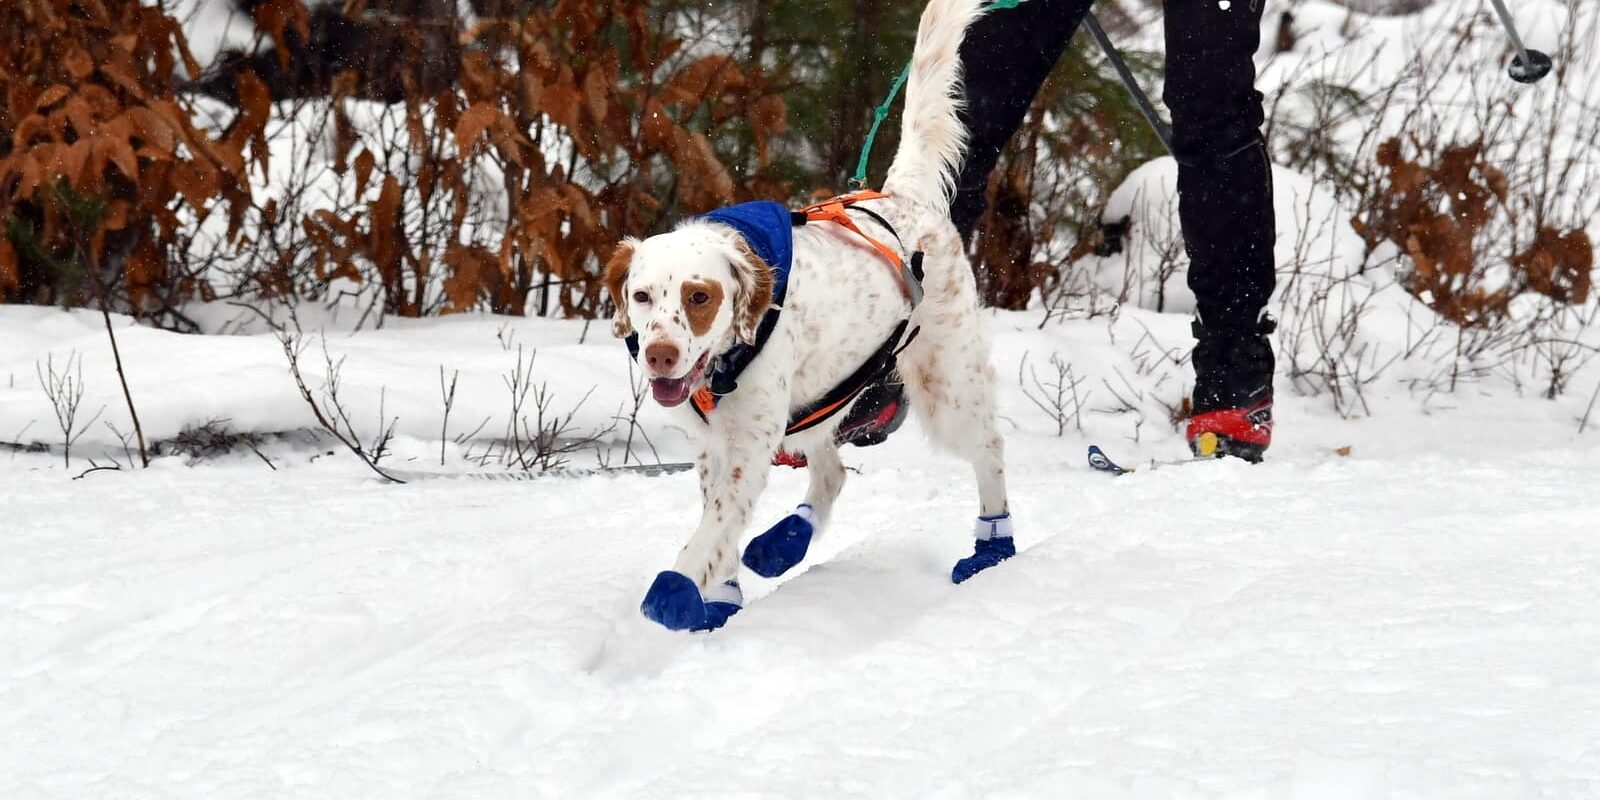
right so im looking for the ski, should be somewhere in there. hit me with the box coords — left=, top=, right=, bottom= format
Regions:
left=388, top=461, right=695, bottom=483
left=1087, top=445, right=1212, bottom=476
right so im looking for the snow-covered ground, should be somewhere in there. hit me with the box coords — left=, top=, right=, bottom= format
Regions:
left=4, top=304, right=1600, bottom=798
left=4, top=0, right=1598, bottom=795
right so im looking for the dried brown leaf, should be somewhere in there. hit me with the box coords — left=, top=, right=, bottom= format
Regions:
left=99, top=60, right=148, bottom=100
left=64, top=48, right=94, bottom=81
left=102, top=135, right=138, bottom=181
left=34, top=84, right=71, bottom=111
left=660, top=55, right=738, bottom=107
left=454, top=102, right=498, bottom=153
left=126, top=106, right=177, bottom=153
left=353, top=149, right=377, bottom=198
left=582, top=68, right=608, bottom=123
left=252, top=0, right=311, bottom=70
left=0, top=238, right=18, bottom=296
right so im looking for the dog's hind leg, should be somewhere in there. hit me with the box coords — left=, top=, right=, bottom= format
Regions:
left=800, top=442, right=848, bottom=524
left=900, top=336, right=1010, bottom=516
left=897, top=247, right=1016, bottom=583
left=742, top=441, right=846, bottom=578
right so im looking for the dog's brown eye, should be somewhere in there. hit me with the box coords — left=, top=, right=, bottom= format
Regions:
left=689, top=291, right=711, bottom=305
left=632, top=290, right=651, bottom=304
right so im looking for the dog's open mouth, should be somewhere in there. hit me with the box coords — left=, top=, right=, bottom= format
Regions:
left=650, top=351, right=710, bottom=407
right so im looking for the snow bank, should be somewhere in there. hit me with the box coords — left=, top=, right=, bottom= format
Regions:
left=1085, top=157, right=1372, bottom=315
left=0, top=307, right=666, bottom=461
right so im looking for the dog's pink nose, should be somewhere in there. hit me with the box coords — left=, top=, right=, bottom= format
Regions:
left=644, top=342, right=680, bottom=375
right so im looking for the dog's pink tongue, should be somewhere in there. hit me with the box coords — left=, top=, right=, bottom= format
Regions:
left=651, top=377, right=692, bottom=407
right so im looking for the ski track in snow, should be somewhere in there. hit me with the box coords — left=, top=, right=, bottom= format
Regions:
left=4, top=428, right=1599, bottom=798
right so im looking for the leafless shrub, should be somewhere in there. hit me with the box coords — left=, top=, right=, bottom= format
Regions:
left=156, top=418, right=275, bottom=469
left=474, top=345, right=617, bottom=473
left=1503, top=299, right=1600, bottom=400
left=1278, top=274, right=1401, bottom=418
left=72, top=459, right=124, bottom=480
left=1275, top=190, right=1404, bottom=418
left=1141, top=232, right=1188, bottom=317
left=279, top=332, right=404, bottom=482
left=605, top=356, right=662, bottom=468
left=496, top=322, right=519, bottom=352
left=438, top=366, right=459, bottom=467
left=1092, top=362, right=1163, bottom=445
left=1267, top=3, right=1600, bottom=401
left=104, top=420, right=136, bottom=467
left=1042, top=188, right=1183, bottom=327
left=1039, top=261, right=1121, bottom=328
left=1579, top=378, right=1600, bottom=433
left=29, top=181, right=159, bottom=468
left=35, top=352, right=104, bottom=469
left=1019, top=351, right=1090, bottom=436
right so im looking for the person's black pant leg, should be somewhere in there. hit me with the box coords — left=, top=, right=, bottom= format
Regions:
left=951, top=0, right=1092, bottom=243
left=1164, top=0, right=1275, bottom=330
left=953, top=0, right=1275, bottom=409
left=1164, top=0, right=1276, bottom=408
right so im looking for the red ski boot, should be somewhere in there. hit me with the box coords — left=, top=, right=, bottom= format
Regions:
left=1187, top=316, right=1275, bottom=463
left=1186, top=396, right=1272, bottom=463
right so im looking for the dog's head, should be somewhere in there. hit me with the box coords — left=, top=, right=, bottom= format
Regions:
left=605, top=221, right=775, bottom=408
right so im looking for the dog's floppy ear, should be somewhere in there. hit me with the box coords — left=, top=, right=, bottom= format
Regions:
left=730, top=237, right=775, bottom=344
left=604, top=238, right=637, bottom=338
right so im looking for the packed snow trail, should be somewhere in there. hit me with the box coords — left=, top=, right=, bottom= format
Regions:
left=4, top=427, right=1599, bottom=798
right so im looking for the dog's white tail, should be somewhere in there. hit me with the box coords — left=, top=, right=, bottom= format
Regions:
left=881, top=0, right=989, bottom=211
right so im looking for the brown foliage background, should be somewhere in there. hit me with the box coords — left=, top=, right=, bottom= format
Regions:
left=2, top=0, right=789, bottom=325
left=1352, top=136, right=1593, bottom=327
left=0, top=0, right=263, bottom=323
left=289, top=0, right=790, bottom=320
left=3, top=0, right=1595, bottom=335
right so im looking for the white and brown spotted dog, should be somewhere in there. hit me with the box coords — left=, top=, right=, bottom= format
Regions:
left=607, top=0, right=1013, bottom=631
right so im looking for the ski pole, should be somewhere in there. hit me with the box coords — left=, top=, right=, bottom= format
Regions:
left=1485, top=0, right=1553, bottom=83
left=1082, top=12, right=1174, bottom=156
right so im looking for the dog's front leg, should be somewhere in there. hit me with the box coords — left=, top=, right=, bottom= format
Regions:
left=675, top=403, right=784, bottom=585
left=640, top=374, right=787, bottom=632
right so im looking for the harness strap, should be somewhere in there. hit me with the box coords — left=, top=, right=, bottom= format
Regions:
left=681, top=188, right=926, bottom=438
left=799, top=190, right=920, bottom=303
left=785, top=321, right=919, bottom=436
left=848, top=205, right=906, bottom=253
left=689, top=321, right=919, bottom=436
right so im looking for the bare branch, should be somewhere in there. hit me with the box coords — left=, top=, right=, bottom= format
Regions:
left=278, top=332, right=406, bottom=484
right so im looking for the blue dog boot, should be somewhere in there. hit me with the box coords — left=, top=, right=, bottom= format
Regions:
left=641, top=571, right=743, bottom=631
left=698, top=579, right=744, bottom=631
left=742, top=504, right=816, bottom=578
left=641, top=571, right=708, bottom=630
left=952, top=513, right=1015, bottom=584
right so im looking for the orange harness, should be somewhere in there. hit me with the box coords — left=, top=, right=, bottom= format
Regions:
left=689, top=189, right=924, bottom=434
left=798, top=190, right=918, bottom=302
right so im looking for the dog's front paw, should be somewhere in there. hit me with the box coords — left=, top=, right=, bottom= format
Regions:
left=641, top=571, right=743, bottom=631
left=699, top=579, right=743, bottom=631
left=952, top=514, right=1016, bottom=585
left=951, top=536, right=1015, bottom=584
left=741, top=504, right=815, bottom=578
